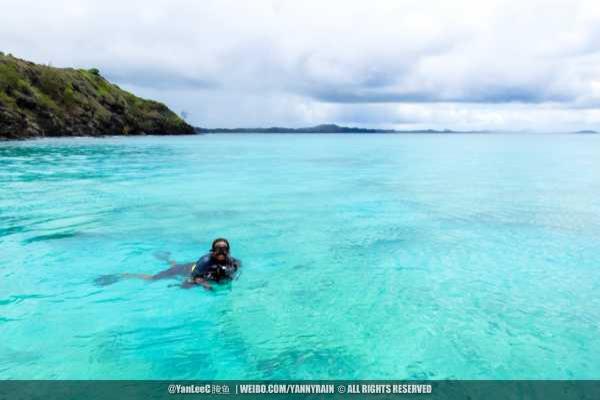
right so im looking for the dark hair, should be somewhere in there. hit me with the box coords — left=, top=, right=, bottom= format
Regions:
left=211, top=238, right=230, bottom=251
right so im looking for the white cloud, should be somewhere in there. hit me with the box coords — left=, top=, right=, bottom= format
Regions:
left=2, top=0, right=600, bottom=130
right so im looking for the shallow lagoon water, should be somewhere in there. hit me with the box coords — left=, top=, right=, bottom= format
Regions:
left=1, top=133, right=599, bottom=379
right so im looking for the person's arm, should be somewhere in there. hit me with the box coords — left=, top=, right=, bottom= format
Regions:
left=180, top=277, right=213, bottom=290
left=183, top=256, right=213, bottom=290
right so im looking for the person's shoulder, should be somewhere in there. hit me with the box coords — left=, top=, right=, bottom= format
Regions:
left=197, top=253, right=212, bottom=264
left=193, top=253, right=212, bottom=270
left=231, top=257, right=242, bottom=267
left=191, top=253, right=212, bottom=276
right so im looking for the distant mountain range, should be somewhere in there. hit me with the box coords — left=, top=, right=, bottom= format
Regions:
left=196, top=125, right=600, bottom=134
left=195, top=124, right=489, bottom=134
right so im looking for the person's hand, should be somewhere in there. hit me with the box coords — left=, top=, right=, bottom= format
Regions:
left=194, top=277, right=213, bottom=290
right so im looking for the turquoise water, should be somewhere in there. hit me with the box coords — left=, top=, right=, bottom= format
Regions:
left=1, top=134, right=599, bottom=379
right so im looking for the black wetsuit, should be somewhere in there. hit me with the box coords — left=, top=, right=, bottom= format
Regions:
left=190, top=253, right=241, bottom=282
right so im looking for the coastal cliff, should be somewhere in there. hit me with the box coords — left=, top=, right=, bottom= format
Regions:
left=0, top=53, right=194, bottom=139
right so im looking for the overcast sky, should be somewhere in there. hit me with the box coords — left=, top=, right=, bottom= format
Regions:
left=2, top=0, right=600, bottom=130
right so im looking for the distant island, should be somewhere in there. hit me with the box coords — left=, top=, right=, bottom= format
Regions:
left=196, top=124, right=488, bottom=134
left=573, top=130, right=598, bottom=134
left=0, top=53, right=193, bottom=139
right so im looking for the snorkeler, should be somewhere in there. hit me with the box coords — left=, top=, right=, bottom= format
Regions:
left=183, top=238, right=241, bottom=290
left=94, top=238, right=241, bottom=291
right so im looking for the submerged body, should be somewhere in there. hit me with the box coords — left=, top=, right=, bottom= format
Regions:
left=93, top=257, right=195, bottom=287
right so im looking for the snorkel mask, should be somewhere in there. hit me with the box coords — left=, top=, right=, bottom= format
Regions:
left=212, top=245, right=229, bottom=256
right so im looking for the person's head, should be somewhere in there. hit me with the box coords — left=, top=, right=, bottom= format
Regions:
left=211, top=238, right=230, bottom=263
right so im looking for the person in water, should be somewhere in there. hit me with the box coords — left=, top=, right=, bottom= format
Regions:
left=94, top=238, right=241, bottom=290
left=183, top=238, right=241, bottom=290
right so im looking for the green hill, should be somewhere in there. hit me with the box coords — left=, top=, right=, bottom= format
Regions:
left=0, top=53, right=194, bottom=139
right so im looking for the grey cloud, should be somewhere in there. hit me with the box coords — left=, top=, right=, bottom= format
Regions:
left=105, top=69, right=218, bottom=90
left=303, top=83, right=575, bottom=105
